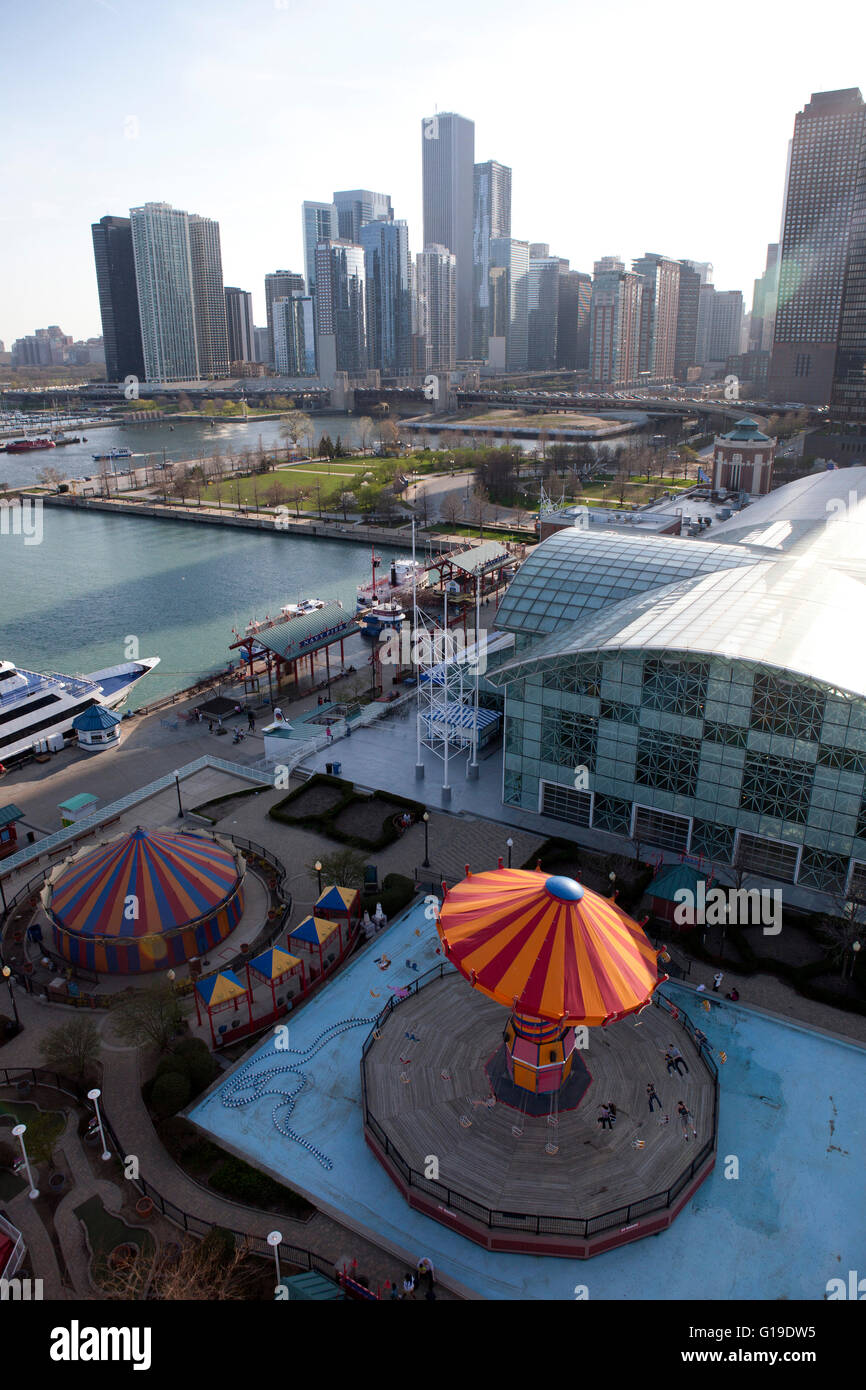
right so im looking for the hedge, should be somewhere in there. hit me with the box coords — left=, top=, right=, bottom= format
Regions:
left=208, top=1157, right=315, bottom=1218
left=269, top=773, right=425, bottom=851
left=362, top=872, right=417, bottom=920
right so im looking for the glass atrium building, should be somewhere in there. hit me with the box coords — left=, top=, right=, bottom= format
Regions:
left=487, top=468, right=866, bottom=900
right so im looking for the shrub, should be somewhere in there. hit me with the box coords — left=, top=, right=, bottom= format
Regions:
left=208, top=1157, right=313, bottom=1216
left=362, top=872, right=416, bottom=920
left=198, top=1226, right=237, bottom=1263
left=150, top=1071, right=191, bottom=1118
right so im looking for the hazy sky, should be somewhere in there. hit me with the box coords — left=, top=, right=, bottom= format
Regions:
left=1, top=0, right=861, bottom=343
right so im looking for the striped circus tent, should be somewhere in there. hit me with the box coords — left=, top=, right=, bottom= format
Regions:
left=42, top=827, right=245, bottom=975
left=436, top=869, right=664, bottom=1027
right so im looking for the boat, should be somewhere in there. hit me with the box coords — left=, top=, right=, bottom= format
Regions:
left=356, top=549, right=425, bottom=609
left=233, top=599, right=330, bottom=643
left=0, top=657, right=160, bottom=765
left=91, top=447, right=132, bottom=462
left=52, top=435, right=81, bottom=446
left=6, top=438, right=56, bottom=454
left=359, top=601, right=406, bottom=637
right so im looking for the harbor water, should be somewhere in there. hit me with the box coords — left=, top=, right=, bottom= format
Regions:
left=0, top=507, right=404, bottom=705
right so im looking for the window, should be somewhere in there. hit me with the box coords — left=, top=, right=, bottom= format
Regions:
left=539, top=781, right=592, bottom=827
left=633, top=805, right=691, bottom=853
left=734, top=831, right=799, bottom=883
left=740, top=751, right=813, bottom=824
left=546, top=711, right=597, bottom=770
left=642, top=655, right=708, bottom=718
left=636, top=729, right=701, bottom=797
left=750, top=671, right=825, bottom=741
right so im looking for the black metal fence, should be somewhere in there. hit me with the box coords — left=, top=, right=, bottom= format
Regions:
left=361, top=968, right=719, bottom=1240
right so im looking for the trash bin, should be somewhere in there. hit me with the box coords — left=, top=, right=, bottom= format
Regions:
left=333, top=761, right=342, bottom=775
left=325, top=762, right=333, bottom=775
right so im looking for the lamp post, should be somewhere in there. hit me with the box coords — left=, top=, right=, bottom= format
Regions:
left=422, top=812, right=430, bottom=868
left=87, top=1088, right=111, bottom=1162
left=174, top=771, right=184, bottom=818
left=12, top=1124, right=39, bottom=1199
left=506, top=837, right=513, bottom=869
left=2, top=965, right=20, bottom=1030
left=609, top=870, right=616, bottom=897
left=267, top=1230, right=283, bottom=1289
left=315, top=861, right=323, bottom=895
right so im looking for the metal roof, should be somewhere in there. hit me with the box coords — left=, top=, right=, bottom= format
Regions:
left=251, top=602, right=359, bottom=662
left=439, top=540, right=514, bottom=576
left=0, top=803, right=24, bottom=828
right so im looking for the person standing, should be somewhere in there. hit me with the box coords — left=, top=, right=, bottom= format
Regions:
left=677, top=1100, right=697, bottom=1141
left=247, top=709, right=255, bottom=732
left=402, top=1272, right=416, bottom=1299
left=647, top=1082, right=663, bottom=1113
left=664, top=1049, right=678, bottom=1077
left=597, top=1104, right=612, bottom=1130
left=713, top=971, right=724, bottom=992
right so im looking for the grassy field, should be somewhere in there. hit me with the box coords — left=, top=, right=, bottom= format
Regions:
left=461, top=408, right=612, bottom=430
left=177, top=461, right=370, bottom=510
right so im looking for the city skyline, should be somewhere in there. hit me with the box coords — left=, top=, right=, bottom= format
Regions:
left=1, top=0, right=858, bottom=343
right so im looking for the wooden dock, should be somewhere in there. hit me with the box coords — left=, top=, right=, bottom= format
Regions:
left=364, top=974, right=715, bottom=1223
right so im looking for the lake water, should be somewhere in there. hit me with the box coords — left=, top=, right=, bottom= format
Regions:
left=0, top=507, right=400, bottom=703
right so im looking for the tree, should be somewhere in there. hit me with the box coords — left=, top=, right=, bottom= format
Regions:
left=334, top=435, right=343, bottom=458
left=315, top=847, right=368, bottom=890
left=102, top=1233, right=261, bottom=1302
left=280, top=411, right=310, bottom=458
left=318, top=433, right=334, bottom=460
left=110, top=980, right=183, bottom=1053
left=335, top=487, right=356, bottom=521
left=264, top=480, right=288, bottom=510
left=378, top=418, right=400, bottom=454
left=357, top=416, right=374, bottom=455
left=285, top=485, right=307, bottom=517
left=39, top=1015, right=102, bottom=1082
left=37, top=465, right=64, bottom=489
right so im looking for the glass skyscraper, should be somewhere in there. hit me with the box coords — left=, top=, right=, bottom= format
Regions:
left=224, top=287, right=256, bottom=364
left=302, top=202, right=339, bottom=299
left=264, top=270, right=305, bottom=367
left=333, top=189, right=392, bottom=243
left=188, top=215, right=229, bottom=379
left=360, top=219, right=411, bottom=376
left=422, top=112, right=475, bottom=360
left=314, top=241, right=367, bottom=376
left=130, top=202, right=199, bottom=383
left=91, top=214, right=145, bottom=382
left=472, top=160, right=511, bottom=360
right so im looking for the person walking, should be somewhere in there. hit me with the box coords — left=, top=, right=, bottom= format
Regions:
left=247, top=710, right=255, bottom=732
left=647, top=1082, right=663, bottom=1113
left=713, top=970, right=724, bottom=992
left=669, top=1043, right=689, bottom=1076
left=597, top=1104, right=612, bottom=1130
left=677, top=1100, right=697, bottom=1141
left=693, top=1028, right=708, bottom=1050
left=402, top=1272, right=416, bottom=1299
left=664, top=1049, right=678, bottom=1077
left=606, top=1102, right=617, bottom=1128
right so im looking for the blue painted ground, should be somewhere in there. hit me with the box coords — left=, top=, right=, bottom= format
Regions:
left=189, top=898, right=866, bottom=1300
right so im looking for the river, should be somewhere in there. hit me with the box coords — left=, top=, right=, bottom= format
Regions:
left=0, top=508, right=402, bottom=704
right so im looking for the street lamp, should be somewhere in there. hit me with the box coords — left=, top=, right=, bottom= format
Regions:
left=2, top=965, right=20, bottom=1030
left=267, top=1230, right=283, bottom=1289
left=315, top=860, right=323, bottom=895
left=87, top=1088, right=111, bottom=1162
left=12, top=1124, right=39, bottom=1199
left=174, top=771, right=183, bottom=818
left=422, top=811, right=430, bottom=868
left=506, top=837, right=513, bottom=869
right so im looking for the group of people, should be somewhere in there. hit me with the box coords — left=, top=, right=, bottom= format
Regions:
left=197, top=706, right=256, bottom=737
left=597, top=1101, right=618, bottom=1130
left=644, top=1038, right=699, bottom=1139
left=394, top=1258, right=436, bottom=1300
left=696, top=971, right=740, bottom=1001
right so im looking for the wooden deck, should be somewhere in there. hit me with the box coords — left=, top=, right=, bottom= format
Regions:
left=364, top=975, right=715, bottom=1222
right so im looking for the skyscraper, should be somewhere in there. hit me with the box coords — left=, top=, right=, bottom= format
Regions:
left=272, top=295, right=316, bottom=377
left=130, top=202, right=199, bottom=383
left=769, top=89, right=866, bottom=405
left=360, top=219, right=411, bottom=376
left=633, top=253, right=680, bottom=381
left=224, top=287, right=256, bottom=364
left=472, top=160, right=512, bottom=359
left=556, top=270, right=592, bottom=370
left=302, top=202, right=339, bottom=299
left=422, top=112, right=475, bottom=360
left=749, top=244, right=779, bottom=353
left=314, top=241, right=367, bottom=377
left=589, top=257, right=642, bottom=384
left=697, top=287, right=744, bottom=365
left=527, top=256, right=562, bottom=370
left=91, top=215, right=145, bottom=382
left=333, top=190, right=393, bottom=243
left=674, top=261, right=702, bottom=379
left=489, top=238, right=530, bottom=371
left=265, top=271, right=305, bottom=366
left=415, top=245, right=457, bottom=372
left=188, top=215, right=229, bottom=379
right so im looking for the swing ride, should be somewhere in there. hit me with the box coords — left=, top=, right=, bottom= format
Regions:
left=362, top=866, right=719, bottom=1257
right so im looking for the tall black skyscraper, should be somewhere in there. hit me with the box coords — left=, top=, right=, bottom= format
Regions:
left=91, top=215, right=145, bottom=381
left=769, top=89, right=866, bottom=405
left=422, top=112, right=475, bottom=360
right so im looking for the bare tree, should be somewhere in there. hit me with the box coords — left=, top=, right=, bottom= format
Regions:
left=357, top=416, right=374, bottom=455
left=440, top=493, right=462, bottom=528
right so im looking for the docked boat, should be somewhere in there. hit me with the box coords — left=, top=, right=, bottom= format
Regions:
left=52, top=435, right=81, bottom=446
left=6, top=438, right=56, bottom=454
left=0, top=657, right=160, bottom=765
left=359, top=601, right=406, bottom=637
left=92, top=447, right=132, bottom=462
left=356, top=550, right=425, bottom=610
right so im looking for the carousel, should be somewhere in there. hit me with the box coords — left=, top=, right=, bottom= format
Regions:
left=362, top=867, right=718, bottom=1257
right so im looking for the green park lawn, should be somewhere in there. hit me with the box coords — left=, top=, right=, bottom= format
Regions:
left=172, top=461, right=372, bottom=511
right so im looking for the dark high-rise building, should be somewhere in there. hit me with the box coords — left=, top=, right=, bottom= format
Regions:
left=472, top=160, right=511, bottom=359
left=188, top=215, right=229, bottom=379
left=301, top=203, right=338, bottom=298
left=422, top=111, right=475, bottom=360
left=831, top=117, right=866, bottom=423
left=333, top=190, right=393, bottom=243
left=314, top=241, right=367, bottom=377
left=557, top=270, right=592, bottom=370
left=91, top=215, right=145, bottom=381
left=527, top=256, right=562, bottom=369
left=769, top=89, right=866, bottom=405
left=674, top=261, right=701, bottom=378
left=224, top=287, right=256, bottom=364
left=360, top=219, right=411, bottom=376
left=264, top=271, right=305, bottom=366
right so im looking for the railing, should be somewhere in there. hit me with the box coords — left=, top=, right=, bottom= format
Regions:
left=360, top=973, right=718, bottom=1240
left=0, top=1066, right=377, bottom=1298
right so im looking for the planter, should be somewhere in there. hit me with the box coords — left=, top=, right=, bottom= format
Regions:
left=108, top=1243, right=138, bottom=1270
left=49, top=1171, right=67, bottom=1193
left=135, top=1197, right=154, bottom=1220
left=16, top=1080, right=32, bottom=1096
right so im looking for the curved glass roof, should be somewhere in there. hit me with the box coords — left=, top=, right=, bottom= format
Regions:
left=490, top=556, right=866, bottom=700
left=495, top=528, right=758, bottom=636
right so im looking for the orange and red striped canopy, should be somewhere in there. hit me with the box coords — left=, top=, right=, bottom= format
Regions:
left=436, top=869, right=663, bottom=1026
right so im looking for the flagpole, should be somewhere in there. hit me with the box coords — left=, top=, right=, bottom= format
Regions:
left=413, top=516, right=424, bottom=781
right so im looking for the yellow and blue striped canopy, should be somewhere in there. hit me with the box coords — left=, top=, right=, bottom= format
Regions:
left=290, top=915, right=339, bottom=946
left=315, top=885, right=359, bottom=913
left=247, top=947, right=302, bottom=982
left=195, top=969, right=247, bottom=1007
